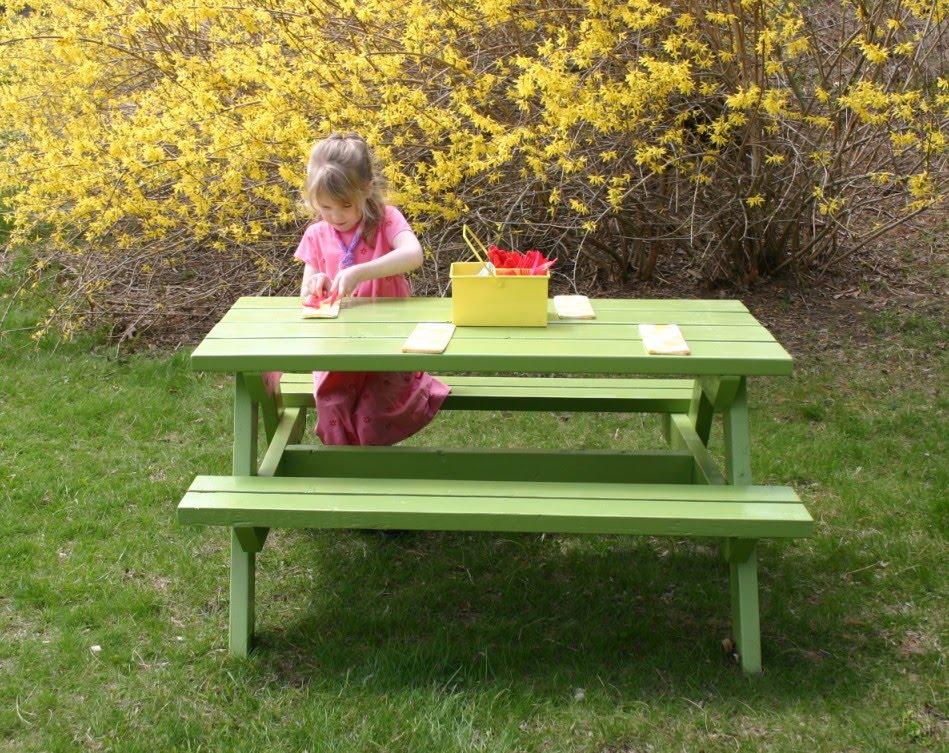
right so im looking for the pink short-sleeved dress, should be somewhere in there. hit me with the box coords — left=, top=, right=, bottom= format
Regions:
left=290, top=206, right=450, bottom=446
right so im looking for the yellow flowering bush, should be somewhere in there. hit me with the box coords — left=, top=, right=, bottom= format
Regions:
left=1, top=0, right=946, bottom=338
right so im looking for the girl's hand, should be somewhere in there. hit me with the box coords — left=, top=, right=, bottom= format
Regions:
left=304, top=272, right=331, bottom=297
left=331, top=265, right=365, bottom=299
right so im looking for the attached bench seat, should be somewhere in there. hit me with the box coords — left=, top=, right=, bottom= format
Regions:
left=178, top=461, right=812, bottom=673
left=180, top=474, right=810, bottom=537
left=277, top=373, right=695, bottom=414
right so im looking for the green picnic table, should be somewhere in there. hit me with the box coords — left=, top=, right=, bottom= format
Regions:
left=177, top=296, right=812, bottom=673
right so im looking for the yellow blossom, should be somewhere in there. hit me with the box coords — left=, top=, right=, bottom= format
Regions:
left=0, top=0, right=944, bottom=340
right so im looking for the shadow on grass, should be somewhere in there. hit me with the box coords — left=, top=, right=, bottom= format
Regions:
left=237, top=528, right=897, bottom=700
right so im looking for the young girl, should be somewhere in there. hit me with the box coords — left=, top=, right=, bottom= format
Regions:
left=294, top=133, right=450, bottom=446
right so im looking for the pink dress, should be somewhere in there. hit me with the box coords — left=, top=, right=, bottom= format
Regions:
left=292, top=206, right=450, bottom=446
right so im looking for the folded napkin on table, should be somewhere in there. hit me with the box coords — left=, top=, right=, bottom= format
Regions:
left=554, top=295, right=596, bottom=319
left=300, top=294, right=341, bottom=319
left=639, top=323, right=690, bottom=355
left=401, top=322, right=456, bottom=354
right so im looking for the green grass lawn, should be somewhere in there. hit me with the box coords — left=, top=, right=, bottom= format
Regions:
left=0, top=302, right=945, bottom=752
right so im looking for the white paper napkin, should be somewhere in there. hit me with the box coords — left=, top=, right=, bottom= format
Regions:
left=300, top=296, right=341, bottom=319
left=554, top=295, right=596, bottom=319
left=401, top=322, right=456, bottom=353
left=639, top=323, right=690, bottom=355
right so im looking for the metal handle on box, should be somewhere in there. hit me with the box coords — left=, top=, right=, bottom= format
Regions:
left=462, top=225, right=496, bottom=276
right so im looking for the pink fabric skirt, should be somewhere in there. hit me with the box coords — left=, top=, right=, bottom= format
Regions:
left=261, top=369, right=449, bottom=446
left=313, top=369, right=450, bottom=446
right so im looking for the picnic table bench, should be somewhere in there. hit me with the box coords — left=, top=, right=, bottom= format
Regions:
left=178, top=296, right=812, bottom=674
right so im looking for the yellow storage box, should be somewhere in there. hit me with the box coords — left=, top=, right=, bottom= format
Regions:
left=450, top=262, right=550, bottom=327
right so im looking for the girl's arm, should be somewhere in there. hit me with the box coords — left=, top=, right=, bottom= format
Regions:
left=331, top=229, right=424, bottom=298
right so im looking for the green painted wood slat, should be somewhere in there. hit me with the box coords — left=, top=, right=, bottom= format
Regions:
left=178, top=475, right=812, bottom=538
left=218, top=308, right=766, bottom=328
left=191, top=337, right=792, bottom=375
left=277, top=374, right=695, bottom=412
left=186, top=472, right=803, bottom=505
left=227, top=296, right=752, bottom=312
left=274, top=445, right=696, bottom=484
left=206, top=321, right=778, bottom=343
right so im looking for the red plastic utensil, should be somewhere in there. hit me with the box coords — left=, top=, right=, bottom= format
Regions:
left=533, top=258, right=557, bottom=275
left=484, top=243, right=556, bottom=274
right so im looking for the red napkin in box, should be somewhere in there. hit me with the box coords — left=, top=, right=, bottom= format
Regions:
left=488, top=245, right=556, bottom=275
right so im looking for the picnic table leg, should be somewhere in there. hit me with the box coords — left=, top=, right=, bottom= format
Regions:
left=722, top=377, right=752, bottom=485
left=233, top=373, right=258, bottom=477
left=244, top=371, right=282, bottom=443
left=721, top=379, right=761, bottom=673
left=689, top=376, right=742, bottom=445
left=229, top=526, right=268, bottom=657
left=227, top=373, right=284, bottom=654
left=229, top=372, right=263, bottom=656
left=230, top=529, right=256, bottom=657
left=724, top=538, right=762, bottom=674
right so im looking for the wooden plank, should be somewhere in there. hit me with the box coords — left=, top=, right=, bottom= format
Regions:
left=190, top=337, right=794, bottom=376
left=218, top=299, right=765, bottom=330
left=206, top=321, right=778, bottom=343
left=276, top=446, right=695, bottom=484
left=439, top=376, right=694, bottom=389
left=179, top=487, right=813, bottom=538
left=729, top=546, right=762, bottom=674
left=724, top=378, right=753, bottom=485
left=180, top=474, right=812, bottom=536
left=278, top=374, right=695, bottom=390
left=427, top=388, right=691, bottom=412
left=185, top=473, right=806, bottom=506
left=194, top=296, right=793, bottom=376
left=217, top=310, right=769, bottom=329
left=277, top=374, right=695, bottom=412
left=227, top=296, right=751, bottom=313
left=198, top=330, right=778, bottom=354
left=229, top=529, right=256, bottom=657
left=232, top=373, right=257, bottom=476
left=257, top=407, right=306, bottom=477
left=667, top=413, right=728, bottom=486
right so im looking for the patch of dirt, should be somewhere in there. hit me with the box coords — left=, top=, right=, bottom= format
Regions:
left=742, top=223, right=946, bottom=358
left=592, top=212, right=947, bottom=359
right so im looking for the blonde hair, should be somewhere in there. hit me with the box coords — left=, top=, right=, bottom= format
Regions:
left=303, top=133, right=386, bottom=242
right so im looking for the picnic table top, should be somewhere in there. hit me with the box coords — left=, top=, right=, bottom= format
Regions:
left=190, top=296, right=793, bottom=377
